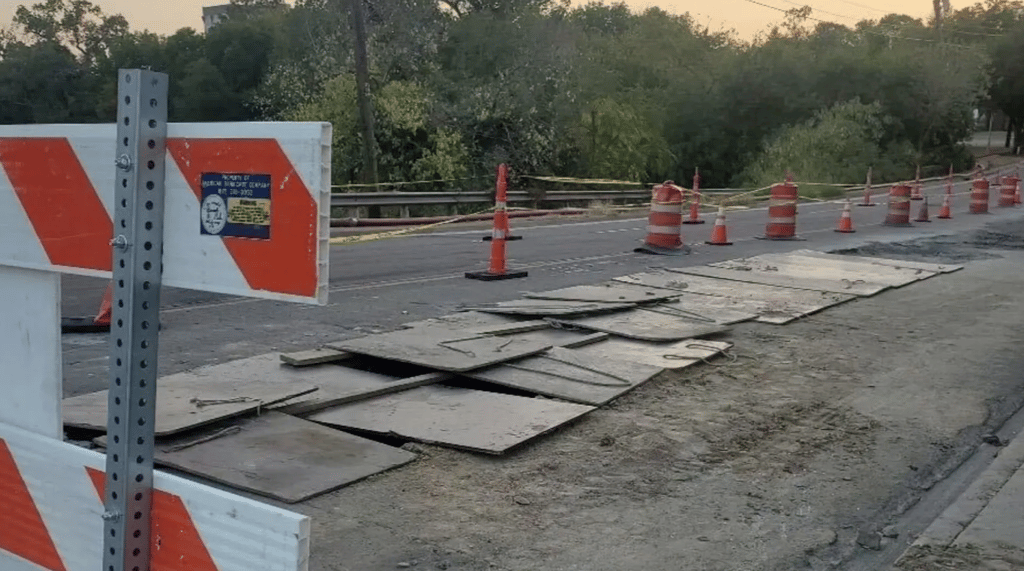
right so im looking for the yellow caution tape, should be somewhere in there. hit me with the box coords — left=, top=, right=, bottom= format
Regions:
left=329, top=206, right=495, bottom=246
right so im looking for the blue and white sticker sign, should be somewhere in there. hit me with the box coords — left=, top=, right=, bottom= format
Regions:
left=200, top=173, right=272, bottom=239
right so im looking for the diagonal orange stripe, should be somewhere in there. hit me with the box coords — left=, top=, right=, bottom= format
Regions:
left=0, top=138, right=112, bottom=271
left=167, top=139, right=319, bottom=298
left=86, top=467, right=219, bottom=571
left=0, top=440, right=67, bottom=571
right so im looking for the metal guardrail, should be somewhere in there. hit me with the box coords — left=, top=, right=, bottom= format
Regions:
left=330, top=189, right=653, bottom=208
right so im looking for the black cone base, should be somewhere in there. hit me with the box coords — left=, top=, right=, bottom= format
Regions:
left=61, top=317, right=110, bottom=334
left=634, top=244, right=692, bottom=255
left=466, top=270, right=528, bottom=281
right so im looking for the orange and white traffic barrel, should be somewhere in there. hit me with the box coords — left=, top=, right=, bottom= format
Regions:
left=762, top=182, right=799, bottom=240
left=999, top=176, right=1017, bottom=207
left=636, top=181, right=688, bottom=255
left=884, top=184, right=913, bottom=227
left=969, top=179, right=990, bottom=214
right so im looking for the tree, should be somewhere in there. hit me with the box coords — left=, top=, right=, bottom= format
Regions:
left=173, top=58, right=240, bottom=121
left=989, top=20, right=1024, bottom=153
left=13, top=0, right=128, bottom=66
left=434, top=8, right=579, bottom=176
left=286, top=74, right=364, bottom=183
left=0, top=40, right=89, bottom=124
left=205, top=18, right=276, bottom=94
left=567, top=2, right=633, bottom=36
left=571, top=97, right=671, bottom=181
left=741, top=101, right=913, bottom=188
left=437, top=0, right=562, bottom=19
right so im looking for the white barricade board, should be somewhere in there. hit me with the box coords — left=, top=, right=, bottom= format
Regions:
left=0, top=122, right=332, bottom=304
left=0, top=422, right=310, bottom=571
left=0, top=266, right=62, bottom=439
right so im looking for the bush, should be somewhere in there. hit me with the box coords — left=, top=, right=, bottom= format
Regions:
left=741, top=100, right=915, bottom=189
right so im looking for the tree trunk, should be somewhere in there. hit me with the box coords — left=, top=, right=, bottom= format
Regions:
left=1006, top=117, right=1015, bottom=149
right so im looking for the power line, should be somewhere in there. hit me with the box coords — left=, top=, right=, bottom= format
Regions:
left=830, top=0, right=889, bottom=15
left=780, top=0, right=1008, bottom=37
left=832, top=0, right=1012, bottom=34
left=739, top=0, right=983, bottom=48
left=778, top=0, right=860, bottom=22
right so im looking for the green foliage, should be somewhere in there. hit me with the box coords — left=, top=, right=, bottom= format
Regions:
left=14, top=0, right=128, bottom=65
left=741, top=101, right=914, bottom=188
left=0, top=0, right=1017, bottom=190
left=987, top=16, right=1024, bottom=151
left=286, top=76, right=469, bottom=186
left=0, top=40, right=88, bottom=123
left=285, top=74, right=363, bottom=184
left=572, top=98, right=671, bottom=182
left=173, top=58, right=241, bottom=121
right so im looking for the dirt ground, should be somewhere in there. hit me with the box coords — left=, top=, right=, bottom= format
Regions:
left=293, top=220, right=1024, bottom=571
left=896, top=544, right=1024, bottom=571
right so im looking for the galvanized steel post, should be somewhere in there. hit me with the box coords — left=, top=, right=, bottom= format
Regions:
left=102, top=69, right=169, bottom=571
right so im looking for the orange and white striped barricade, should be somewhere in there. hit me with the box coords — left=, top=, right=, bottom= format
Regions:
left=0, top=70, right=325, bottom=571
left=0, top=122, right=332, bottom=437
left=0, top=422, right=309, bottom=571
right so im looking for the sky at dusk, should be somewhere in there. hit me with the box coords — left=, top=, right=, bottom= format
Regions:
left=0, top=0, right=945, bottom=40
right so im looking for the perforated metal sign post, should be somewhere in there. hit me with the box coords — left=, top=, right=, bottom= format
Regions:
left=0, top=68, right=328, bottom=571
left=102, top=69, right=167, bottom=571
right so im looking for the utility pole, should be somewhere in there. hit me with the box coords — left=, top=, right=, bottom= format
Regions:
left=933, top=0, right=944, bottom=42
left=351, top=0, right=379, bottom=211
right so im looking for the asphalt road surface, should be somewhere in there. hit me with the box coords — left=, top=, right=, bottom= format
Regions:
left=60, top=166, right=1024, bottom=396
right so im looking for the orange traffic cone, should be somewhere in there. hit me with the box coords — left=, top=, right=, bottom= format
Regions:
left=94, top=282, right=112, bottom=326
left=466, top=164, right=528, bottom=281
left=914, top=197, right=932, bottom=222
left=834, top=199, right=855, bottom=233
left=858, top=167, right=876, bottom=207
left=705, top=206, right=732, bottom=245
left=910, top=164, right=924, bottom=200
left=61, top=282, right=112, bottom=333
left=682, top=168, right=706, bottom=225
left=937, top=194, right=952, bottom=219
left=1015, top=173, right=1022, bottom=205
